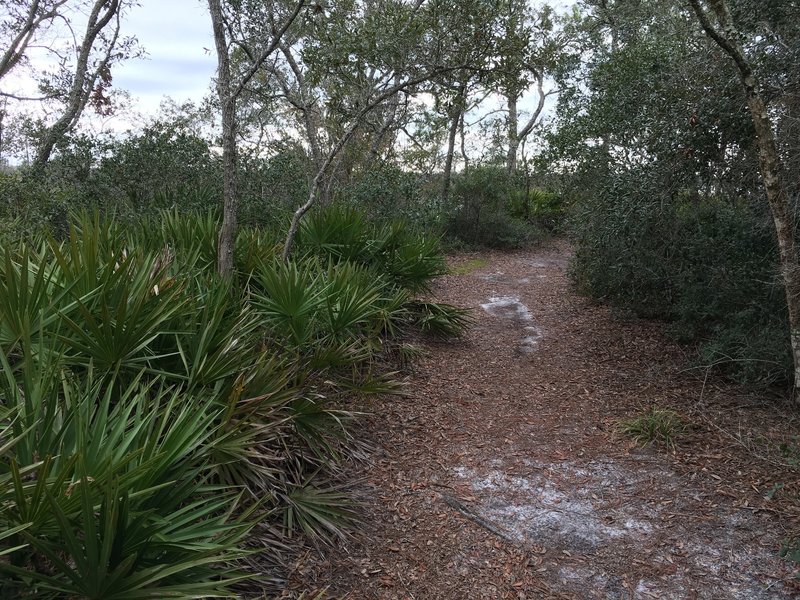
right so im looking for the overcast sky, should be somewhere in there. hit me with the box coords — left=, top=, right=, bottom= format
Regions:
left=113, top=0, right=216, bottom=116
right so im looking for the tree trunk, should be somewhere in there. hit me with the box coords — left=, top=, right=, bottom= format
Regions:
left=690, top=0, right=800, bottom=399
left=441, top=79, right=467, bottom=202
left=509, top=71, right=546, bottom=177
left=745, top=86, right=800, bottom=397
left=441, top=105, right=461, bottom=203
left=506, top=92, right=518, bottom=174
left=278, top=44, right=323, bottom=174
left=0, top=105, right=5, bottom=164
left=207, top=2, right=304, bottom=276
left=459, top=110, right=469, bottom=171
left=208, top=0, right=238, bottom=277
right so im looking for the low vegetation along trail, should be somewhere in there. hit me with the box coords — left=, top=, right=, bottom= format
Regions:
left=290, top=240, right=800, bottom=599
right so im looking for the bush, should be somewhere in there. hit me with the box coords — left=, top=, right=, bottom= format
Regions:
left=95, top=122, right=221, bottom=213
left=4, top=129, right=307, bottom=234
left=569, top=167, right=791, bottom=386
left=509, top=187, right=565, bottom=232
left=297, top=205, right=448, bottom=292
left=447, top=208, right=537, bottom=248
left=619, top=407, right=687, bottom=449
left=238, top=150, right=309, bottom=229
left=0, top=231, right=255, bottom=596
left=337, top=165, right=439, bottom=228
left=0, top=208, right=469, bottom=597
left=445, top=166, right=543, bottom=249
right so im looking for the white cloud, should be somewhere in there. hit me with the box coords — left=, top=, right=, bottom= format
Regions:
left=113, top=0, right=217, bottom=115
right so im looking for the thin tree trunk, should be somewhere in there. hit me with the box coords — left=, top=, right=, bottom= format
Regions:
left=459, top=110, right=469, bottom=171
left=690, top=0, right=800, bottom=399
left=208, top=1, right=305, bottom=277
left=507, top=70, right=546, bottom=177
left=441, top=112, right=460, bottom=203
left=278, top=43, right=323, bottom=171
left=506, top=92, right=518, bottom=174
left=441, top=78, right=467, bottom=203
left=0, top=104, right=5, bottom=164
left=304, top=106, right=323, bottom=171
left=516, top=72, right=546, bottom=147
left=208, top=0, right=238, bottom=277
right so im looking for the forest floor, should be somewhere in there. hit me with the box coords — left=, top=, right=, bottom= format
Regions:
left=285, top=239, right=800, bottom=599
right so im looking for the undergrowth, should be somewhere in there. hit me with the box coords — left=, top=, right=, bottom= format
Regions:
left=451, top=257, right=489, bottom=275
left=445, top=166, right=548, bottom=249
left=619, top=407, right=687, bottom=449
left=0, top=206, right=470, bottom=598
left=569, top=176, right=791, bottom=389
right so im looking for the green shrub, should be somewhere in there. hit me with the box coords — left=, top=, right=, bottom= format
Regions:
left=297, top=204, right=447, bottom=293
left=619, top=407, right=687, bottom=448
left=569, top=172, right=674, bottom=317
left=3, top=128, right=303, bottom=234
left=0, top=343, right=252, bottom=598
left=337, top=165, right=436, bottom=227
left=569, top=167, right=791, bottom=386
left=95, top=122, right=221, bottom=213
left=448, top=209, right=539, bottom=249
left=0, top=172, right=75, bottom=238
left=508, top=187, right=561, bottom=218
left=446, top=166, right=542, bottom=249
left=238, top=150, right=308, bottom=229
left=408, top=301, right=474, bottom=338
left=509, top=187, right=565, bottom=232
left=0, top=207, right=469, bottom=596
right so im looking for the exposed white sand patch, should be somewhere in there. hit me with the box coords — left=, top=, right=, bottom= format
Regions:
left=521, top=325, right=543, bottom=353
left=480, top=296, right=532, bottom=321
left=480, top=297, right=545, bottom=353
left=452, top=465, right=653, bottom=550
left=477, top=271, right=505, bottom=281
left=529, top=257, right=569, bottom=269
left=450, top=460, right=790, bottom=599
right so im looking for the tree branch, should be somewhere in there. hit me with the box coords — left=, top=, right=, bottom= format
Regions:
left=0, top=0, right=70, bottom=81
left=230, top=0, right=306, bottom=100
left=686, top=0, right=753, bottom=80
left=282, top=64, right=467, bottom=260
left=31, top=0, right=123, bottom=170
left=516, top=72, right=547, bottom=142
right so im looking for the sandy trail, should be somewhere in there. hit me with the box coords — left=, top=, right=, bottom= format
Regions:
left=289, top=240, right=800, bottom=599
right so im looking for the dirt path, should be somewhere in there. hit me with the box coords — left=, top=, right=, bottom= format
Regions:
left=288, top=240, right=800, bottom=599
